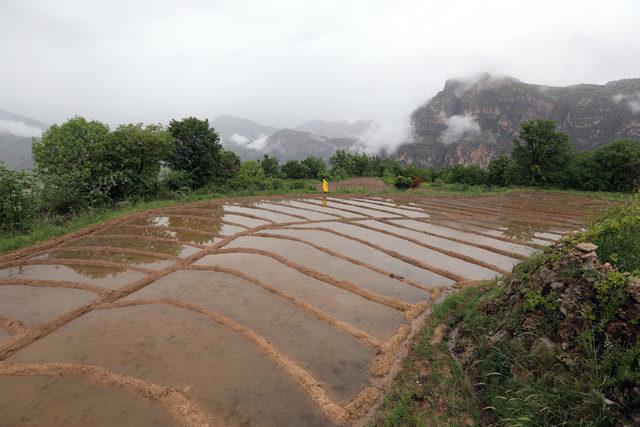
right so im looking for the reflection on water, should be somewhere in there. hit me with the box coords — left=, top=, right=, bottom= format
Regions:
left=0, top=264, right=144, bottom=288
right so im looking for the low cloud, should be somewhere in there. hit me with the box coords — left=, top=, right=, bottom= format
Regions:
left=612, top=92, right=640, bottom=113
left=441, top=113, right=481, bottom=144
left=352, top=117, right=411, bottom=155
left=230, top=133, right=249, bottom=144
left=0, top=119, right=44, bottom=138
left=246, top=134, right=269, bottom=151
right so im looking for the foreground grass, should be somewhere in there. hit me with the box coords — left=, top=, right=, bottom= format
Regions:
left=375, top=198, right=640, bottom=426
left=373, top=283, right=497, bottom=426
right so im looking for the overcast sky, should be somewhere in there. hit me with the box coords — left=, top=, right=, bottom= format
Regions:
left=2, top=0, right=640, bottom=129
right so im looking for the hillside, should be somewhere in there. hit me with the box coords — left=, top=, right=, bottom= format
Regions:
left=294, top=119, right=371, bottom=139
left=395, top=74, right=640, bottom=167
left=213, top=114, right=359, bottom=161
left=0, top=109, right=48, bottom=170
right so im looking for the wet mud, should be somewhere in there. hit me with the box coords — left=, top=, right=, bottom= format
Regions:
left=0, top=192, right=611, bottom=426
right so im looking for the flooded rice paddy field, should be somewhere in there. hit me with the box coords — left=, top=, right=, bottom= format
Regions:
left=0, top=192, right=613, bottom=426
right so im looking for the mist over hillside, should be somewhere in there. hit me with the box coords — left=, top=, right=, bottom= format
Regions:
left=0, top=109, right=48, bottom=170
left=395, top=74, right=640, bottom=167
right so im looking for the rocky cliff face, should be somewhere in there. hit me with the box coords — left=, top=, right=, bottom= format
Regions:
left=395, top=74, right=640, bottom=167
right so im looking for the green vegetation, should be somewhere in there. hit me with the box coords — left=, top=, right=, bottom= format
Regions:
left=375, top=198, right=640, bottom=426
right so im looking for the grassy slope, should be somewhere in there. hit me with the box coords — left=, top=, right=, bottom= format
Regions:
left=374, top=197, right=640, bottom=426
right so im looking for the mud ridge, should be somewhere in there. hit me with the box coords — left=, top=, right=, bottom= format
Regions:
left=37, top=245, right=177, bottom=260
left=287, top=226, right=468, bottom=282
left=251, top=232, right=442, bottom=295
left=0, top=361, right=213, bottom=427
left=0, top=258, right=154, bottom=274
left=348, top=221, right=510, bottom=274
left=215, top=247, right=413, bottom=313
left=185, top=264, right=383, bottom=350
left=90, top=234, right=207, bottom=249
left=100, top=298, right=352, bottom=425
left=0, top=278, right=110, bottom=296
left=377, top=219, right=528, bottom=260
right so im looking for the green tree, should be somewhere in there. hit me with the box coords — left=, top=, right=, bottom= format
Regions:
left=330, top=150, right=353, bottom=174
left=259, top=155, right=280, bottom=177
left=33, top=116, right=113, bottom=211
left=487, top=155, right=516, bottom=187
left=511, top=119, right=572, bottom=186
left=218, top=150, right=241, bottom=180
left=281, top=160, right=310, bottom=179
left=567, top=139, right=640, bottom=192
left=107, top=123, right=174, bottom=199
left=0, top=162, right=38, bottom=232
left=167, top=117, right=221, bottom=188
left=301, top=156, right=326, bottom=179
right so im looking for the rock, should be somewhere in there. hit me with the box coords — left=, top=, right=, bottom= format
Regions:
left=576, top=242, right=598, bottom=253
left=628, top=277, right=640, bottom=303
left=531, top=337, right=557, bottom=362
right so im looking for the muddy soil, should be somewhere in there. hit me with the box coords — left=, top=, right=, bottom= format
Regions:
left=0, top=191, right=611, bottom=426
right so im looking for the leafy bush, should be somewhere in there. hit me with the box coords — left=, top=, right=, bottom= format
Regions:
left=440, top=164, right=486, bottom=185
left=0, top=162, right=38, bottom=232
left=393, top=175, right=413, bottom=190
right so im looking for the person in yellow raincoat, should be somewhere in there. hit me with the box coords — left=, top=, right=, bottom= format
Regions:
left=322, top=178, right=329, bottom=193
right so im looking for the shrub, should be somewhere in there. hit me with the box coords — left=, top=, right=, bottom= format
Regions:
left=394, top=175, right=413, bottom=190
left=0, top=162, right=38, bottom=232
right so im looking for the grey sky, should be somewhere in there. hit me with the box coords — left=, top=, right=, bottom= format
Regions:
left=2, top=0, right=639, bottom=129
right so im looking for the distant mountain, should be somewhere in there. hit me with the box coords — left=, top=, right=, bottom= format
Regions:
left=395, top=74, right=640, bottom=167
left=262, top=128, right=356, bottom=161
left=0, top=109, right=48, bottom=170
left=212, top=114, right=360, bottom=161
left=294, top=119, right=371, bottom=139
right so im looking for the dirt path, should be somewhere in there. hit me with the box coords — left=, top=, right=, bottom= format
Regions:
left=0, top=192, right=613, bottom=426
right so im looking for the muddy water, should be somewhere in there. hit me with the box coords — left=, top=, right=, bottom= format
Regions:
left=0, top=286, right=96, bottom=326
left=252, top=202, right=338, bottom=221
left=96, top=224, right=221, bottom=245
left=195, top=253, right=405, bottom=340
left=330, top=198, right=428, bottom=219
left=261, top=228, right=453, bottom=287
left=388, top=219, right=536, bottom=258
left=227, top=235, right=430, bottom=304
left=427, top=216, right=554, bottom=246
left=66, top=236, right=200, bottom=258
left=127, top=269, right=376, bottom=403
left=0, top=265, right=144, bottom=289
left=37, top=250, right=174, bottom=271
left=128, top=215, right=224, bottom=234
left=293, top=222, right=498, bottom=281
left=357, top=220, right=520, bottom=272
left=0, top=376, right=179, bottom=427
left=224, top=205, right=304, bottom=223
left=303, top=199, right=390, bottom=218
left=8, top=305, right=331, bottom=427
left=286, top=200, right=363, bottom=218
left=221, top=213, right=272, bottom=228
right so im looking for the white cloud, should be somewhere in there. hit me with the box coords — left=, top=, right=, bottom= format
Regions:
left=230, top=133, right=249, bottom=144
left=246, top=134, right=269, bottom=151
left=611, top=92, right=640, bottom=113
left=0, top=119, right=44, bottom=138
left=442, top=114, right=481, bottom=145
left=354, top=117, right=411, bottom=155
